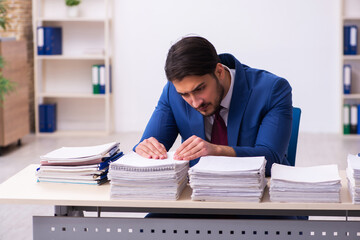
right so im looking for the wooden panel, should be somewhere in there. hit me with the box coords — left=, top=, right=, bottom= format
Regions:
left=0, top=40, right=30, bottom=146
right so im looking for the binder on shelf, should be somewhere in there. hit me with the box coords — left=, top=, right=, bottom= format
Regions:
left=343, top=65, right=351, bottom=94
left=358, top=105, right=360, bottom=134
left=344, top=25, right=358, bottom=55
left=92, top=64, right=100, bottom=94
left=350, top=105, right=358, bottom=134
left=91, top=64, right=109, bottom=94
left=99, top=65, right=105, bottom=94
left=37, top=27, right=62, bottom=55
left=38, top=103, right=57, bottom=133
left=39, top=105, right=47, bottom=132
left=344, top=104, right=350, bottom=134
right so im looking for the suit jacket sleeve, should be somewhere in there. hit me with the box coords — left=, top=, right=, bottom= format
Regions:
left=133, top=82, right=179, bottom=151
left=232, top=77, right=292, bottom=176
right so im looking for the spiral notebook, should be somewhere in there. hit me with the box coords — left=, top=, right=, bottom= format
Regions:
left=108, top=151, right=189, bottom=200
left=109, top=151, right=188, bottom=172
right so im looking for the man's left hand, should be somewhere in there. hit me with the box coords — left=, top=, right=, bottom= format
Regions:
left=174, top=135, right=236, bottom=160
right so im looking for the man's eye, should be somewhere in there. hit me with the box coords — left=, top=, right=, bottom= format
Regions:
left=195, top=86, right=205, bottom=92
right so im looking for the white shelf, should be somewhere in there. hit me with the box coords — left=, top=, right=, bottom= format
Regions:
left=38, top=17, right=108, bottom=22
left=33, top=0, right=113, bottom=136
left=343, top=17, right=360, bottom=21
left=343, top=55, right=360, bottom=60
left=341, top=0, right=360, bottom=136
left=343, top=94, right=360, bottom=99
left=39, top=92, right=107, bottom=99
left=37, top=130, right=110, bottom=137
left=36, top=55, right=106, bottom=60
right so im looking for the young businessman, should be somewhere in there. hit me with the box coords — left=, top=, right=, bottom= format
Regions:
left=134, top=36, right=293, bottom=176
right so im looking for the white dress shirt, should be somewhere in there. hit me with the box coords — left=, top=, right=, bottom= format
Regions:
left=204, top=65, right=235, bottom=141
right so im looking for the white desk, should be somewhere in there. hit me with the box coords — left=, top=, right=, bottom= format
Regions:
left=1, top=164, right=360, bottom=240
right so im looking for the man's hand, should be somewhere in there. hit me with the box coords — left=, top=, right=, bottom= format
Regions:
left=135, top=137, right=167, bottom=159
left=174, top=135, right=236, bottom=161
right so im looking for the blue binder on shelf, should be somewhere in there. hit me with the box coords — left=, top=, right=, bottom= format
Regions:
left=39, top=103, right=57, bottom=133
left=343, top=64, right=352, bottom=94
left=39, top=105, right=47, bottom=132
left=99, top=65, right=105, bottom=94
left=37, top=27, right=62, bottom=55
left=344, top=25, right=358, bottom=55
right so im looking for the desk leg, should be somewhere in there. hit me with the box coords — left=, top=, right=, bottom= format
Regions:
left=55, top=206, right=84, bottom=217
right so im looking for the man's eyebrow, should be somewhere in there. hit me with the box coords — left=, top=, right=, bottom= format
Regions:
left=177, top=82, right=206, bottom=95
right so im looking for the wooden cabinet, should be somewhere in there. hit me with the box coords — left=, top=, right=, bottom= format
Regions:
left=0, top=40, right=30, bottom=147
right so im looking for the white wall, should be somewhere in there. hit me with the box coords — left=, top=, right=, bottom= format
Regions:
left=113, top=0, right=341, bottom=133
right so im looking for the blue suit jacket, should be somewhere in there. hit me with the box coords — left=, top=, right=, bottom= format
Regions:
left=136, top=54, right=293, bottom=176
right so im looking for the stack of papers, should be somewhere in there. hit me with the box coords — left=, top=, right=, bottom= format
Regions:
left=270, top=164, right=341, bottom=203
left=36, top=142, right=122, bottom=185
left=108, top=151, right=189, bottom=200
left=346, top=154, right=360, bottom=204
left=188, top=156, right=267, bottom=202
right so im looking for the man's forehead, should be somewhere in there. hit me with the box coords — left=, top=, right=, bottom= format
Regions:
left=173, top=75, right=211, bottom=94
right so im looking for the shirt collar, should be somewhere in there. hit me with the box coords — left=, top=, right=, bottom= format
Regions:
left=220, top=65, right=235, bottom=110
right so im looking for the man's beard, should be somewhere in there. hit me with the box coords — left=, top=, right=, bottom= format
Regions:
left=197, top=75, right=224, bottom=116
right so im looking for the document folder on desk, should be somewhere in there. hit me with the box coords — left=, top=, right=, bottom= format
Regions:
left=37, top=142, right=122, bottom=185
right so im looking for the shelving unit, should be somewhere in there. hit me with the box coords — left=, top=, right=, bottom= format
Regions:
left=341, top=0, right=360, bottom=136
left=32, top=0, right=113, bottom=136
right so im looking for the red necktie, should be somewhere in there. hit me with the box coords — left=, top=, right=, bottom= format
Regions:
left=211, top=108, right=228, bottom=145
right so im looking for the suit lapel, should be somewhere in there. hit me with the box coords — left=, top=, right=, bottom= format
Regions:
left=187, top=105, right=205, bottom=140
left=226, top=57, right=252, bottom=146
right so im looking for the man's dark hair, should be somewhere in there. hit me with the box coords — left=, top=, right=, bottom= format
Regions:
left=165, top=36, right=220, bottom=82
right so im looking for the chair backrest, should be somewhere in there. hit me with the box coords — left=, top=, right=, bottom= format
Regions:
left=287, top=107, right=301, bottom=166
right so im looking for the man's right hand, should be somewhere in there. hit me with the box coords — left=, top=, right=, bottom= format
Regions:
left=135, top=137, right=167, bottom=159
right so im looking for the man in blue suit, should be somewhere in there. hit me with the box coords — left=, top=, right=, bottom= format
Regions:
left=135, top=36, right=292, bottom=176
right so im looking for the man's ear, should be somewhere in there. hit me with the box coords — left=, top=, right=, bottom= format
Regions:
left=215, top=63, right=225, bottom=80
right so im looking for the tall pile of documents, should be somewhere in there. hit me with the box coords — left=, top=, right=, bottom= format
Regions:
left=346, top=154, right=360, bottom=204
left=188, top=156, right=267, bottom=202
left=36, top=142, right=122, bottom=185
left=108, top=152, right=189, bottom=200
left=270, top=164, right=341, bottom=203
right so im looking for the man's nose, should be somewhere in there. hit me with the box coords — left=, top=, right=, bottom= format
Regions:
left=190, top=94, right=203, bottom=108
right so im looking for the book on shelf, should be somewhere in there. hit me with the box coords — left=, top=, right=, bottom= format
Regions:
left=39, top=103, right=57, bottom=133
left=36, top=142, right=122, bottom=185
left=37, top=26, right=62, bottom=55
left=343, top=64, right=351, bottom=94
left=344, top=25, right=358, bottom=55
